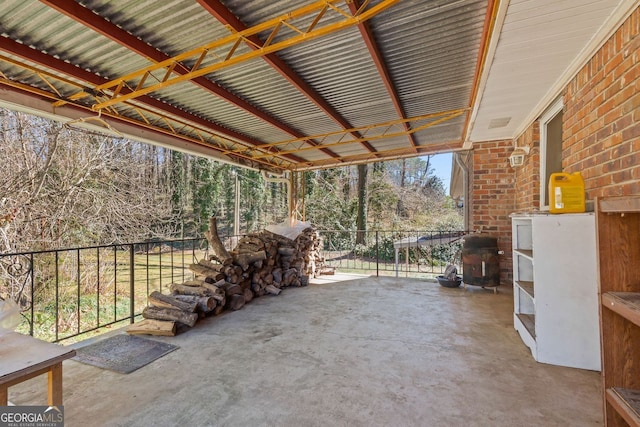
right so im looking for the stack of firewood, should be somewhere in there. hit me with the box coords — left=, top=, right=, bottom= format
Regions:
left=128, top=217, right=326, bottom=336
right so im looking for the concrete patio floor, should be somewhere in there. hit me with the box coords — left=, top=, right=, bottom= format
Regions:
left=9, top=276, right=602, bottom=426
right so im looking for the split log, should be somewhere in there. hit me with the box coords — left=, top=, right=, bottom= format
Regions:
left=182, top=279, right=209, bottom=287
left=127, top=319, right=176, bottom=336
left=142, top=306, right=198, bottom=327
left=300, top=275, right=309, bottom=287
left=198, top=258, right=224, bottom=271
left=170, top=283, right=213, bottom=298
left=235, top=244, right=263, bottom=253
left=234, top=250, right=266, bottom=271
left=201, top=282, right=226, bottom=302
left=189, top=264, right=225, bottom=282
left=263, top=273, right=274, bottom=285
left=278, top=247, right=296, bottom=256
left=172, top=294, right=216, bottom=313
left=243, top=288, right=254, bottom=303
left=227, top=294, right=246, bottom=311
left=212, top=278, right=227, bottom=288
left=283, top=268, right=298, bottom=286
left=238, top=236, right=264, bottom=247
left=265, top=285, right=281, bottom=295
left=222, top=283, right=243, bottom=297
left=213, top=305, right=225, bottom=316
left=148, top=291, right=197, bottom=313
left=186, top=278, right=225, bottom=289
left=204, top=216, right=232, bottom=265
left=272, top=268, right=283, bottom=283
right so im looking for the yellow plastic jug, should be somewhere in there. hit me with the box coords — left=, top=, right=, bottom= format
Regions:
left=549, top=172, right=586, bottom=213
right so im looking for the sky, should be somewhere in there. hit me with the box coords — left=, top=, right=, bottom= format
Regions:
left=426, top=153, right=453, bottom=194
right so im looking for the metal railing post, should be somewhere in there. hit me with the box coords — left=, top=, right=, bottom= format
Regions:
left=129, top=244, right=135, bottom=324
left=376, top=230, right=379, bottom=277
left=30, top=253, right=34, bottom=337
left=55, top=251, right=59, bottom=342
left=77, top=249, right=81, bottom=335
left=97, top=247, right=100, bottom=327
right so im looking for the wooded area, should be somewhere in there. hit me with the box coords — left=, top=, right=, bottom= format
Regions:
left=0, top=108, right=462, bottom=255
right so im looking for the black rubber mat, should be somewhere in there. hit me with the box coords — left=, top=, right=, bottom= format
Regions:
left=72, top=334, right=178, bottom=374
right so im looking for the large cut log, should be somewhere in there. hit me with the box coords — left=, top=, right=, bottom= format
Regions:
left=234, top=250, right=266, bottom=271
left=319, top=267, right=335, bottom=275
left=170, top=283, right=213, bottom=298
left=227, top=294, right=246, bottom=311
left=184, top=278, right=225, bottom=289
left=172, top=294, right=216, bottom=313
left=189, top=264, right=225, bottom=282
left=204, top=216, right=233, bottom=265
left=201, top=282, right=226, bottom=301
left=197, top=258, right=225, bottom=271
left=222, top=282, right=243, bottom=297
left=127, top=319, right=176, bottom=336
left=148, top=291, right=197, bottom=313
left=235, top=243, right=264, bottom=253
left=181, top=279, right=209, bottom=287
left=142, top=306, right=198, bottom=327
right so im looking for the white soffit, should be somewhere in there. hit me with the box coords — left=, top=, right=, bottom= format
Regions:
left=468, top=0, right=636, bottom=144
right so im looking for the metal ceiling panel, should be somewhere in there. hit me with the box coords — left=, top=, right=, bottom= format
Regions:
left=0, top=0, right=506, bottom=171
left=1, top=1, right=152, bottom=80
left=371, top=0, right=488, bottom=146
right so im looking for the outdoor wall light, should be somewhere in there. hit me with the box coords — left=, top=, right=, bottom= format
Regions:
left=509, top=146, right=530, bottom=168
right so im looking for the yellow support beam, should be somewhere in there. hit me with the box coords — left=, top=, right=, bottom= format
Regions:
left=68, top=0, right=399, bottom=111
left=223, top=109, right=468, bottom=160
left=0, top=57, right=295, bottom=172
left=294, top=140, right=465, bottom=171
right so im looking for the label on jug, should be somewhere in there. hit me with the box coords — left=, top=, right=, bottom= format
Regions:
left=554, top=187, right=563, bottom=209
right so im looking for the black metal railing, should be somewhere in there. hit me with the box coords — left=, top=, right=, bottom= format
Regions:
left=0, top=230, right=466, bottom=343
left=0, top=238, right=208, bottom=343
left=319, top=229, right=467, bottom=277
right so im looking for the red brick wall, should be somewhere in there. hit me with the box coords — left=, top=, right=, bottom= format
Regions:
left=470, top=9, right=639, bottom=285
left=564, top=7, right=640, bottom=198
left=513, top=122, right=541, bottom=212
left=471, top=139, right=515, bottom=283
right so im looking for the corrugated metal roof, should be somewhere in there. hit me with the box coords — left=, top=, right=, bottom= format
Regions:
left=0, top=0, right=492, bottom=171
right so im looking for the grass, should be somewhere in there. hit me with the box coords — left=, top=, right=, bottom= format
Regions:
left=11, top=249, right=207, bottom=342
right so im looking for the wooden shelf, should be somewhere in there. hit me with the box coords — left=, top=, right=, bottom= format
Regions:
left=516, top=313, right=536, bottom=339
left=516, top=280, right=535, bottom=299
left=600, top=196, right=640, bottom=213
left=606, top=388, right=640, bottom=427
left=513, top=249, right=533, bottom=260
left=602, top=292, right=640, bottom=328
left=597, top=196, right=640, bottom=426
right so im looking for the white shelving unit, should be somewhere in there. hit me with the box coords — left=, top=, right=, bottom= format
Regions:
left=511, top=212, right=600, bottom=370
